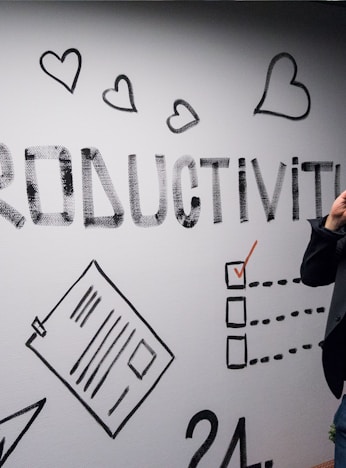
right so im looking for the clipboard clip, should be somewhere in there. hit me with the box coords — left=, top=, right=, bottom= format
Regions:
left=31, top=316, right=47, bottom=337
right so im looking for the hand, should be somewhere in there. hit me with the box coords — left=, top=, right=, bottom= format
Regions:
left=325, top=190, right=346, bottom=231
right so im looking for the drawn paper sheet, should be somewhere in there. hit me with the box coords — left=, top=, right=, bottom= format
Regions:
left=26, top=261, right=174, bottom=438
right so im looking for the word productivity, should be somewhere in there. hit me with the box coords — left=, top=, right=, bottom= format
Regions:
left=0, top=144, right=341, bottom=229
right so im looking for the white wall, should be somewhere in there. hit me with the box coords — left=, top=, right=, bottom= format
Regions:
left=0, top=2, right=345, bottom=467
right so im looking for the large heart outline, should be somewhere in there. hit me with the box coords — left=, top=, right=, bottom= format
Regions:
left=166, top=99, right=200, bottom=134
left=39, top=48, right=82, bottom=94
left=254, top=52, right=311, bottom=121
left=102, top=74, right=137, bottom=113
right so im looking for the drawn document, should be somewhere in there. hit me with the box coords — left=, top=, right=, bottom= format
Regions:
left=26, top=260, right=174, bottom=438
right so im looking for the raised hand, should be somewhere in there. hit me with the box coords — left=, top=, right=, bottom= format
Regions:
left=325, top=190, right=346, bottom=231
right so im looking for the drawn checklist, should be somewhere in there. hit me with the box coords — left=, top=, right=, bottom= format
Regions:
left=26, top=260, right=174, bottom=438
left=224, top=242, right=326, bottom=370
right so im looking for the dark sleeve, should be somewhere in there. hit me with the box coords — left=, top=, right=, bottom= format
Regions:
left=300, top=217, right=346, bottom=287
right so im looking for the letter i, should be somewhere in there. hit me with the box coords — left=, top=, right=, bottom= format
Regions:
left=238, top=158, right=248, bottom=223
left=292, top=157, right=299, bottom=221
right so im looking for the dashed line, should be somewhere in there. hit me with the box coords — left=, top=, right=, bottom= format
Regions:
left=249, top=342, right=321, bottom=366
left=249, top=278, right=301, bottom=288
left=249, top=306, right=326, bottom=326
left=302, top=344, right=312, bottom=350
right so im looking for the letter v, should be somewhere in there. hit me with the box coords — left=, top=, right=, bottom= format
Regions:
left=251, top=158, right=287, bottom=221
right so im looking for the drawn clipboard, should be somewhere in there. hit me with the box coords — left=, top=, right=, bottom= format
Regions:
left=26, top=260, right=174, bottom=438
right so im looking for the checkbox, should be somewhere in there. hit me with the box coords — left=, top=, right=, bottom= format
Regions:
left=226, top=335, right=247, bottom=369
left=225, top=261, right=246, bottom=289
left=226, top=296, right=246, bottom=328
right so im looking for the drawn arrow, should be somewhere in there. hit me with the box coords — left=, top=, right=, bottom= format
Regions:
left=0, top=398, right=46, bottom=467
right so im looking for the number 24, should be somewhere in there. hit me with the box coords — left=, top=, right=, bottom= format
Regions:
left=186, top=410, right=273, bottom=468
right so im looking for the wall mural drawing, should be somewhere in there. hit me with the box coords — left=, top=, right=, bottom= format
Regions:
left=102, top=74, right=138, bottom=113
left=0, top=147, right=338, bottom=230
left=0, top=143, right=26, bottom=228
left=166, top=99, right=200, bottom=134
left=186, top=410, right=273, bottom=468
left=25, top=145, right=74, bottom=226
left=26, top=260, right=174, bottom=438
left=0, top=399, right=46, bottom=467
left=0, top=2, right=345, bottom=466
left=254, top=52, right=311, bottom=120
left=225, top=249, right=326, bottom=370
left=39, top=48, right=82, bottom=94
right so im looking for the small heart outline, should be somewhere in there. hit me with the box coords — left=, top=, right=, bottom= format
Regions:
left=166, top=99, right=200, bottom=134
left=102, top=74, right=137, bottom=113
left=39, top=48, right=82, bottom=94
left=254, top=52, right=311, bottom=121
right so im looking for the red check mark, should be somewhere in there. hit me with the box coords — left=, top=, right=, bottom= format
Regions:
left=234, top=240, right=258, bottom=278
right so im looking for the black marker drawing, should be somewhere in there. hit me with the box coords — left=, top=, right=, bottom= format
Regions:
left=254, top=52, right=311, bottom=120
left=301, top=161, right=333, bottom=218
left=173, top=156, right=201, bottom=228
left=248, top=276, right=301, bottom=288
left=166, top=99, right=200, bottom=134
left=39, top=48, right=82, bottom=94
left=26, top=260, right=174, bottom=438
left=248, top=305, right=325, bottom=327
left=186, top=410, right=273, bottom=468
left=0, top=143, right=25, bottom=228
left=25, top=146, right=74, bottom=226
left=128, top=154, right=167, bottom=227
left=186, top=410, right=218, bottom=468
left=251, top=158, right=286, bottom=222
left=238, top=158, right=248, bottom=223
left=238, top=157, right=339, bottom=223
left=225, top=249, right=325, bottom=369
left=82, top=147, right=124, bottom=228
left=0, top=143, right=339, bottom=228
left=248, top=341, right=318, bottom=367
left=102, top=75, right=137, bottom=112
left=0, top=398, right=46, bottom=467
left=200, top=158, right=230, bottom=224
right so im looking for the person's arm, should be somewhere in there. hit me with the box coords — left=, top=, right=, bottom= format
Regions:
left=300, top=191, right=346, bottom=287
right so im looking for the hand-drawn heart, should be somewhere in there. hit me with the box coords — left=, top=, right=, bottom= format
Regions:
left=254, top=52, right=311, bottom=120
left=166, top=99, right=200, bottom=133
left=39, top=48, right=82, bottom=94
left=102, top=75, right=137, bottom=112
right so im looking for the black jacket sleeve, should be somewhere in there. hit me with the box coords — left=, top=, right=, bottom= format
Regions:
left=300, top=217, right=346, bottom=287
